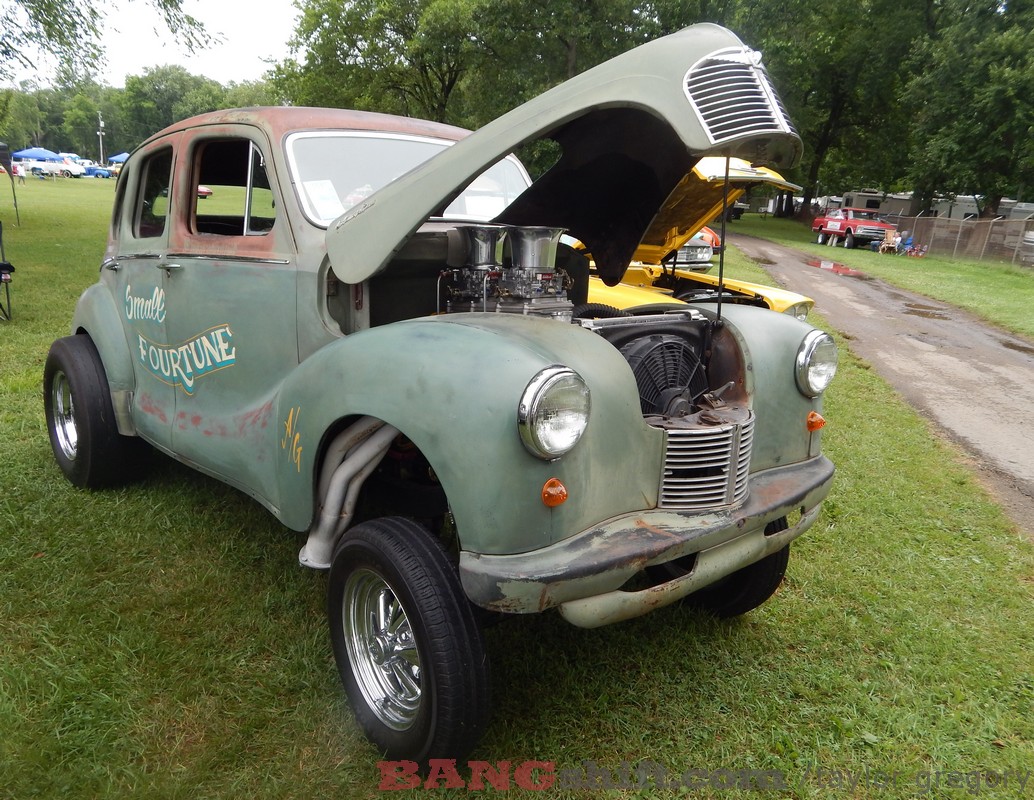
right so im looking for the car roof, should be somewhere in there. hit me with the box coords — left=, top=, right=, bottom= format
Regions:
left=138, top=106, right=472, bottom=150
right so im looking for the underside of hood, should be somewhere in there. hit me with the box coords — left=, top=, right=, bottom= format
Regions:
left=630, top=156, right=802, bottom=265
left=327, top=23, right=802, bottom=287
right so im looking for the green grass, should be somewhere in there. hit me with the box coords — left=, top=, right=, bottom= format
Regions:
left=733, top=214, right=1034, bottom=339
left=1, top=181, right=1032, bottom=798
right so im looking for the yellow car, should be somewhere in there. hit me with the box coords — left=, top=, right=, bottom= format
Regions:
left=586, top=156, right=812, bottom=320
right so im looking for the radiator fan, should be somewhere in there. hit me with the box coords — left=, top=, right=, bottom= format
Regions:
left=620, top=334, right=707, bottom=416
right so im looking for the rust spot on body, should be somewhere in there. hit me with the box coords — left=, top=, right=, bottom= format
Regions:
left=137, top=393, right=168, bottom=423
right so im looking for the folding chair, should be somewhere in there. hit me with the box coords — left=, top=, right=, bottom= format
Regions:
left=878, top=229, right=897, bottom=254
left=0, top=221, right=14, bottom=321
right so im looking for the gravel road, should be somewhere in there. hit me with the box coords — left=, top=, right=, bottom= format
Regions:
left=729, top=233, right=1034, bottom=539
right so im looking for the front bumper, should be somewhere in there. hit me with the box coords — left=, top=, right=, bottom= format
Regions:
left=459, top=455, right=834, bottom=627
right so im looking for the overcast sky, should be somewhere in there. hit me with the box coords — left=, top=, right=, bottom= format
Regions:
left=24, top=0, right=300, bottom=87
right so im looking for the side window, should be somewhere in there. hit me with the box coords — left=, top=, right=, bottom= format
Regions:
left=134, top=148, right=173, bottom=239
left=194, top=139, right=276, bottom=236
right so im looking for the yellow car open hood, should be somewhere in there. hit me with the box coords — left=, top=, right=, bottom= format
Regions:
left=631, top=157, right=802, bottom=265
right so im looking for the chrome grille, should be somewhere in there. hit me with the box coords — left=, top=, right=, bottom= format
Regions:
left=684, top=47, right=797, bottom=146
left=657, top=413, right=754, bottom=509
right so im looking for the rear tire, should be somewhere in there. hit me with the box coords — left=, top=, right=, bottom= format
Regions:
left=816, top=232, right=827, bottom=245
left=43, top=335, right=144, bottom=488
left=328, top=517, right=490, bottom=762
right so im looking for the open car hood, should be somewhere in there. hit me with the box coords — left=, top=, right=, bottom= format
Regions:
left=327, top=23, right=801, bottom=286
left=631, top=156, right=801, bottom=264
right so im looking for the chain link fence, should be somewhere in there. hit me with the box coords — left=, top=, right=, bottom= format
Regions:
left=886, top=214, right=1034, bottom=265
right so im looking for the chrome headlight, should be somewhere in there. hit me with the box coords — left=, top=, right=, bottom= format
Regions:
left=518, top=366, right=591, bottom=460
left=795, top=330, right=838, bottom=397
left=783, top=302, right=811, bottom=322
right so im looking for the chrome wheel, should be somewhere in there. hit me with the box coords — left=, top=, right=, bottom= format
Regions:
left=50, top=370, right=78, bottom=461
left=328, top=516, right=490, bottom=760
left=44, top=336, right=145, bottom=488
left=342, top=567, right=421, bottom=730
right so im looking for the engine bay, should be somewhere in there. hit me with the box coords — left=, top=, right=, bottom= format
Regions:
left=436, top=224, right=749, bottom=426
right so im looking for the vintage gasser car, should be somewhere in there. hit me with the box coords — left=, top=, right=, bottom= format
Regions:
left=44, top=24, right=837, bottom=763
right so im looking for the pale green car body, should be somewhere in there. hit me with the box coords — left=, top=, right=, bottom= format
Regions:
left=49, top=22, right=838, bottom=761
left=62, top=24, right=834, bottom=626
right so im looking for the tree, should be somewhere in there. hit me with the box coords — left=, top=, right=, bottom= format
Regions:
left=222, top=81, right=282, bottom=109
left=905, top=1, right=1034, bottom=215
left=274, top=0, right=490, bottom=122
left=116, top=65, right=222, bottom=145
left=0, top=0, right=209, bottom=83
left=273, top=0, right=669, bottom=127
left=468, top=0, right=653, bottom=120
left=61, top=94, right=99, bottom=157
left=0, top=87, right=43, bottom=148
left=731, top=0, right=928, bottom=214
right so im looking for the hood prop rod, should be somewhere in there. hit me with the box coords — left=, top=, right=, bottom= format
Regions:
left=715, top=154, right=732, bottom=325
left=705, top=156, right=732, bottom=371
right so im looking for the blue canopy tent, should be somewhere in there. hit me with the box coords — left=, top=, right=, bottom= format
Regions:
left=108, top=152, right=129, bottom=163
left=13, top=146, right=61, bottom=161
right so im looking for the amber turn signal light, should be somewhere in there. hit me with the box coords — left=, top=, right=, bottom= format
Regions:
left=806, top=411, right=826, bottom=432
left=542, top=477, right=568, bottom=507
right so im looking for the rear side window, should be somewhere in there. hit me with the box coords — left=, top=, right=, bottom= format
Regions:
left=134, top=148, right=173, bottom=239
left=193, top=139, right=276, bottom=236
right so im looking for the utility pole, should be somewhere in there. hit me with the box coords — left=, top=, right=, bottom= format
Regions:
left=97, top=111, right=105, bottom=164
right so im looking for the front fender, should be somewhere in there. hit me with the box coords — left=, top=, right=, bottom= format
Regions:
left=709, top=305, right=826, bottom=467
left=273, top=314, right=664, bottom=555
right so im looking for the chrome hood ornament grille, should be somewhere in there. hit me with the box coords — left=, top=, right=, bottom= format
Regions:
left=685, top=47, right=798, bottom=151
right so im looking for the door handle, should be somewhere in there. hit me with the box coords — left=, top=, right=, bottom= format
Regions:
left=157, top=262, right=183, bottom=272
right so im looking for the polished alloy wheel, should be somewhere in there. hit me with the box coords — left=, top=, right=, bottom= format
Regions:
left=50, top=370, right=78, bottom=460
left=342, top=568, right=421, bottom=730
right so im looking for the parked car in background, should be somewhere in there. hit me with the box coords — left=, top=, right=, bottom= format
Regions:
left=677, top=229, right=717, bottom=271
left=582, top=158, right=810, bottom=314
left=1021, top=231, right=1034, bottom=265
left=19, top=157, right=86, bottom=178
left=812, top=207, right=896, bottom=248
left=725, top=200, right=751, bottom=220
left=591, top=266, right=814, bottom=321
left=44, top=24, right=836, bottom=764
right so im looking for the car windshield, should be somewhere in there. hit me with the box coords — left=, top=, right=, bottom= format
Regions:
left=287, top=132, right=531, bottom=227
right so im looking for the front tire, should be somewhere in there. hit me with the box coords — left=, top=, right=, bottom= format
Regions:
left=647, top=517, right=791, bottom=618
left=844, top=231, right=856, bottom=249
left=685, top=543, right=790, bottom=618
left=43, top=335, right=143, bottom=488
left=328, top=517, right=490, bottom=762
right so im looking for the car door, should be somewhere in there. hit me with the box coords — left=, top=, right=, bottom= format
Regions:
left=160, top=129, right=299, bottom=507
left=111, top=142, right=178, bottom=451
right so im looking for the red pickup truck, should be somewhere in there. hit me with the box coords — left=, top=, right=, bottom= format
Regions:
left=813, top=207, right=896, bottom=249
